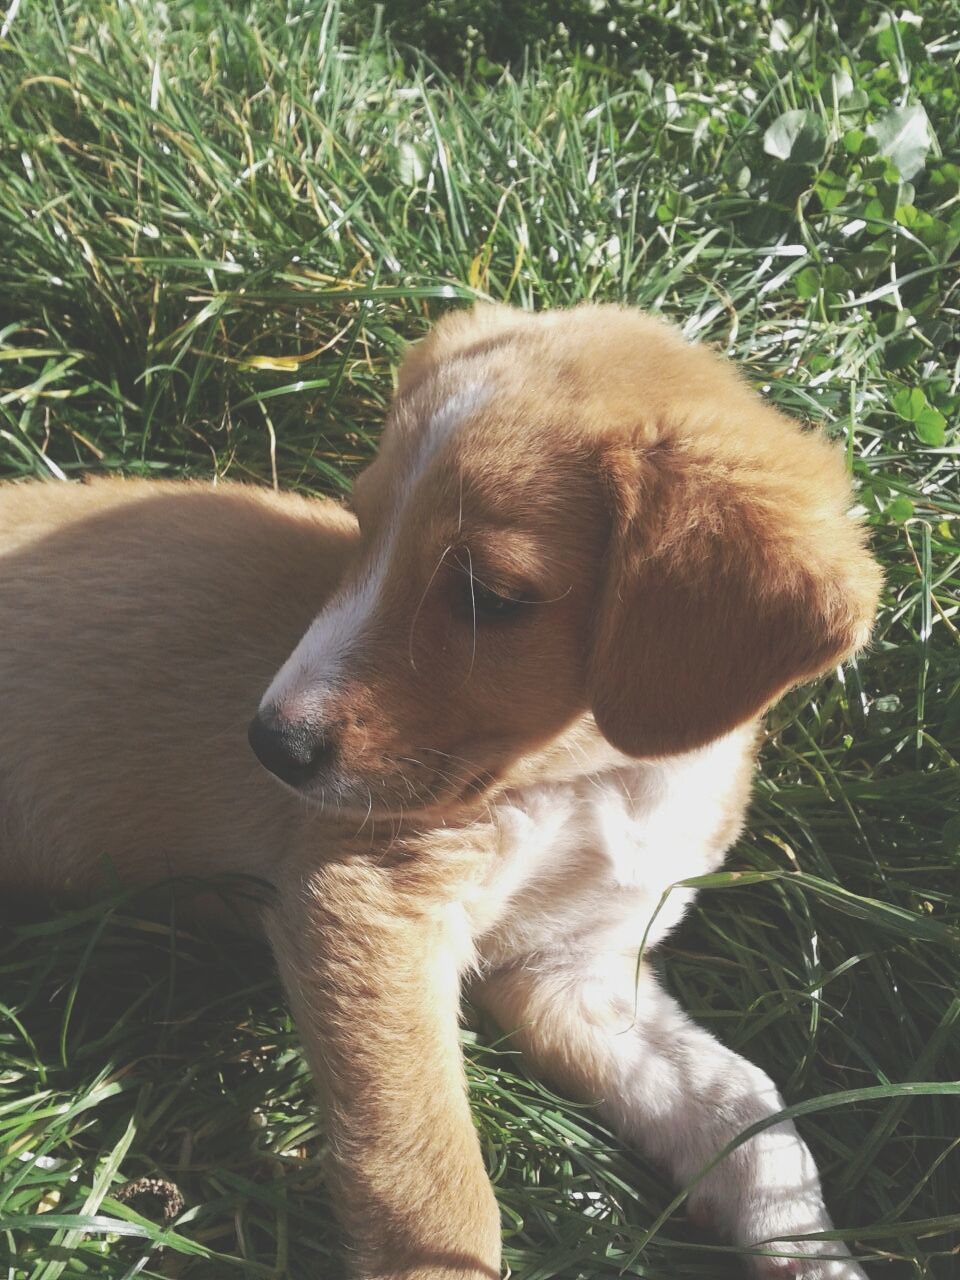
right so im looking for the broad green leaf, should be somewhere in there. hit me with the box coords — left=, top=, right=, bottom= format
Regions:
left=839, top=88, right=869, bottom=118
left=830, top=69, right=854, bottom=101
left=769, top=18, right=793, bottom=52
left=896, top=205, right=951, bottom=248
left=933, top=161, right=960, bottom=189
left=876, top=18, right=927, bottom=67
left=730, top=163, right=751, bottom=190
left=794, top=266, right=820, bottom=298
left=843, top=128, right=865, bottom=155
left=815, top=170, right=847, bottom=209
left=887, top=495, right=915, bottom=522
left=867, top=104, right=934, bottom=181
left=915, top=405, right=946, bottom=446
left=822, top=264, right=850, bottom=291
left=885, top=335, right=924, bottom=368
left=763, top=108, right=827, bottom=165
left=893, top=386, right=928, bottom=422
left=397, top=141, right=428, bottom=187
left=893, top=385, right=947, bottom=445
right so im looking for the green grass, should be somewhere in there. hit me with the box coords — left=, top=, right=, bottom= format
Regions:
left=1, top=1, right=958, bottom=1276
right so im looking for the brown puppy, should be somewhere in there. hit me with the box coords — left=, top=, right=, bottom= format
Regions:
left=0, top=305, right=881, bottom=1280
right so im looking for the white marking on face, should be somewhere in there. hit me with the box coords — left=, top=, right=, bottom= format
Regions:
left=261, top=382, right=492, bottom=718
left=409, top=383, right=493, bottom=483
left=260, top=548, right=389, bottom=720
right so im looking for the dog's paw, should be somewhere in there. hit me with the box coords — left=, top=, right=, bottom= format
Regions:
left=684, top=1116, right=867, bottom=1280
left=691, top=1187, right=867, bottom=1279
left=737, top=1212, right=867, bottom=1280
left=744, top=1240, right=867, bottom=1280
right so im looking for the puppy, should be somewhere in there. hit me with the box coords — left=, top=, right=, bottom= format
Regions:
left=0, top=304, right=881, bottom=1280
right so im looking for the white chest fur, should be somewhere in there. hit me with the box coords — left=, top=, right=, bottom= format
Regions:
left=467, top=727, right=754, bottom=970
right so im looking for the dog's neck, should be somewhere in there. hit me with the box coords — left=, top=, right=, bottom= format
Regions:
left=469, top=722, right=757, bottom=967
left=492, top=713, right=633, bottom=794
left=312, top=720, right=757, bottom=971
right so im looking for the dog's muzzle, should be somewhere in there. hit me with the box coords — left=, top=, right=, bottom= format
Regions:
left=247, top=710, right=333, bottom=789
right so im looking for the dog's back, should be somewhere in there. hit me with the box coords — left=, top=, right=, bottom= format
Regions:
left=0, top=477, right=357, bottom=894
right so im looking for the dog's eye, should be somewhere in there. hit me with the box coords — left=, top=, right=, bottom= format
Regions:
left=466, top=579, right=524, bottom=621
left=450, top=563, right=526, bottom=623
left=448, top=550, right=532, bottom=624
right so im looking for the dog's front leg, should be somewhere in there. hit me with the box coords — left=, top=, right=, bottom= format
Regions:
left=474, top=957, right=866, bottom=1280
left=266, top=858, right=500, bottom=1280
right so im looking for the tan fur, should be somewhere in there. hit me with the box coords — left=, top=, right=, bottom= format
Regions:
left=0, top=304, right=881, bottom=1279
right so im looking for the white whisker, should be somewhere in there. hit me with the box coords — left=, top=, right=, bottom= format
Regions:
left=408, top=542, right=453, bottom=671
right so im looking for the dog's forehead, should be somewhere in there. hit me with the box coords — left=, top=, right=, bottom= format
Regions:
left=382, top=380, right=556, bottom=509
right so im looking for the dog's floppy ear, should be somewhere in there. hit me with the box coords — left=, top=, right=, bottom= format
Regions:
left=588, top=418, right=882, bottom=758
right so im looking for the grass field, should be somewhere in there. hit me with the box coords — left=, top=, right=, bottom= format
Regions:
left=1, top=1, right=958, bottom=1277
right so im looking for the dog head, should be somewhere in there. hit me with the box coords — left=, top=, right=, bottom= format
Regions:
left=250, top=304, right=881, bottom=816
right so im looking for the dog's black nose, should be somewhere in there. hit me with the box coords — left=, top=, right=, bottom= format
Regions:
left=247, top=712, right=331, bottom=788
